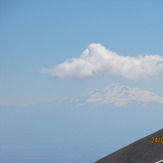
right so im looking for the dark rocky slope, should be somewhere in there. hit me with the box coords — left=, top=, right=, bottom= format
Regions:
left=95, top=129, right=163, bottom=163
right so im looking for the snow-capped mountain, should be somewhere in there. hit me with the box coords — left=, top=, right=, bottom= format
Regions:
left=85, top=83, right=163, bottom=107
left=20, top=83, right=163, bottom=108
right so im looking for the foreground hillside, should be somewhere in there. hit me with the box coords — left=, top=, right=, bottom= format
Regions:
left=95, top=129, right=163, bottom=163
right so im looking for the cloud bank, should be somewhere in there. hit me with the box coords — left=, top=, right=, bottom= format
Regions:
left=41, top=43, right=163, bottom=79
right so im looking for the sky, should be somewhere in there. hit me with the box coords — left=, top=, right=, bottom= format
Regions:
left=1, top=1, right=163, bottom=163
left=1, top=0, right=163, bottom=106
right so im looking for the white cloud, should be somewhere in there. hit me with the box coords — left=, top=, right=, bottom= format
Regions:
left=41, top=43, right=163, bottom=79
left=86, top=83, right=163, bottom=107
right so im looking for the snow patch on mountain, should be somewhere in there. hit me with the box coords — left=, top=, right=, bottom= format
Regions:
left=86, top=83, right=163, bottom=107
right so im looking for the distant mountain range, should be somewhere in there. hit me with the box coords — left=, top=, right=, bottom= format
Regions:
left=95, top=129, right=163, bottom=163
left=86, top=83, right=163, bottom=106
left=71, top=83, right=163, bottom=107
left=1, top=83, right=162, bottom=109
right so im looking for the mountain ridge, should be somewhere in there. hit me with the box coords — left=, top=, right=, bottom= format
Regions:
left=95, top=129, right=163, bottom=163
left=86, top=83, right=163, bottom=107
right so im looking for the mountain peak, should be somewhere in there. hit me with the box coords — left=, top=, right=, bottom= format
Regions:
left=86, top=83, right=163, bottom=107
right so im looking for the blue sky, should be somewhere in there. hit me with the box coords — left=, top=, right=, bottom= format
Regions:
left=1, top=0, right=163, bottom=106
left=1, top=1, right=163, bottom=163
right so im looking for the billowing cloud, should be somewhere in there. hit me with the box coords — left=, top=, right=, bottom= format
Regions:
left=41, top=43, right=163, bottom=79
left=86, top=83, right=163, bottom=107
